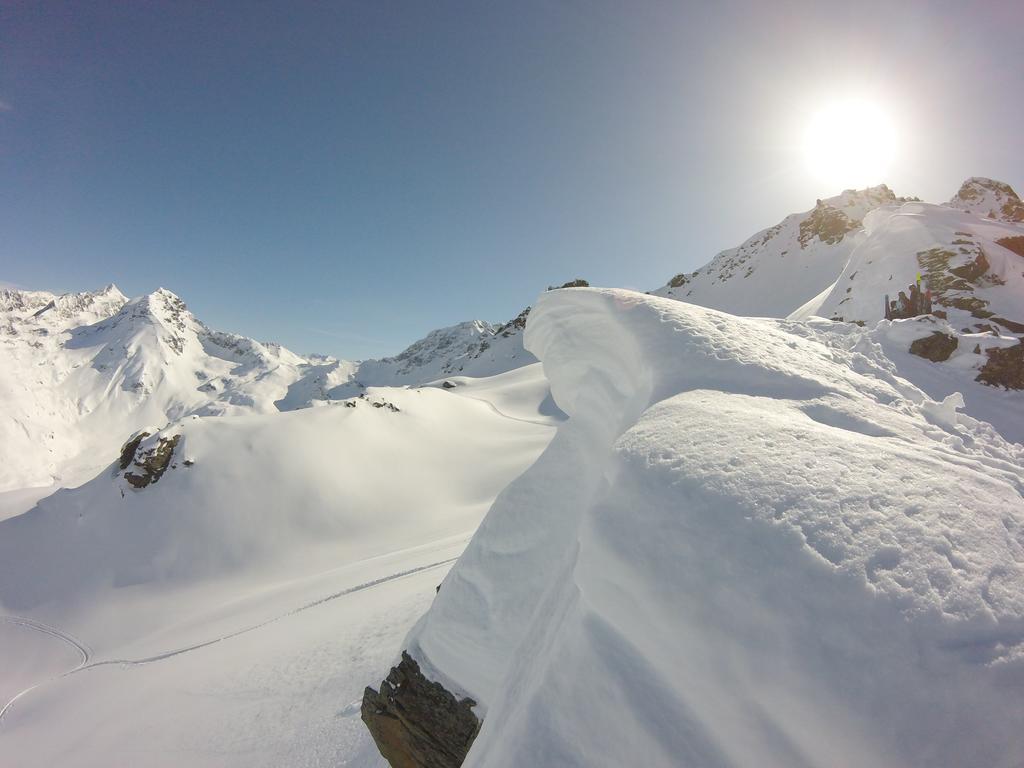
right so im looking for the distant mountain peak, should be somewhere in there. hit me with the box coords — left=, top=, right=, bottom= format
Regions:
left=949, top=177, right=1024, bottom=223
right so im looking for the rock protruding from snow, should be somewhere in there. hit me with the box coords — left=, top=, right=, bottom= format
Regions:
left=122, top=432, right=182, bottom=489
left=362, top=651, right=481, bottom=768
left=948, top=177, right=1024, bottom=223
left=398, top=287, right=1024, bottom=768
left=977, top=341, right=1024, bottom=389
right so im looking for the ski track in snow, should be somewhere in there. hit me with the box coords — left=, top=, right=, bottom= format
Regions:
left=447, top=388, right=558, bottom=428
left=0, top=617, right=91, bottom=723
left=0, top=556, right=457, bottom=726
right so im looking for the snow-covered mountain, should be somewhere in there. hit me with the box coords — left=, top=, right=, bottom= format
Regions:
left=653, top=178, right=1024, bottom=445
left=3, top=178, right=1024, bottom=768
left=277, top=308, right=535, bottom=410
left=651, top=184, right=911, bottom=315
left=947, top=176, right=1024, bottom=223
left=0, top=282, right=553, bottom=497
left=0, top=284, right=330, bottom=494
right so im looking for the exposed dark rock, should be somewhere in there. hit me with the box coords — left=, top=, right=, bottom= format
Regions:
left=547, top=278, right=589, bottom=290
left=909, top=332, right=958, bottom=362
left=362, top=651, right=480, bottom=768
left=915, top=246, right=1010, bottom=328
left=441, top=381, right=457, bottom=389
left=949, top=250, right=990, bottom=283
left=797, top=202, right=858, bottom=248
left=493, top=307, right=528, bottom=335
left=124, top=434, right=181, bottom=489
left=667, top=273, right=689, bottom=288
left=118, top=431, right=151, bottom=470
left=996, top=236, right=1024, bottom=258
left=977, top=343, right=1024, bottom=389
left=993, top=317, right=1024, bottom=334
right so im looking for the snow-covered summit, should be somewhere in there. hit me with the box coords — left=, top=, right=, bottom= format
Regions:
left=652, top=184, right=906, bottom=316
left=0, top=285, right=338, bottom=493
left=948, top=177, right=1024, bottom=223
left=0, top=283, right=127, bottom=334
left=354, top=317, right=534, bottom=388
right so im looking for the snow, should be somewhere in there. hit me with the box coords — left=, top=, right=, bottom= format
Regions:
left=0, top=284, right=535, bottom=505
left=0, top=374, right=556, bottom=766
left=406, top=287, right=1024, bottom=768
left=652, top=185, right=901, bottom=316
left=801, top=201, right=1024, bottom=326
left=3, top=176, right=1024, bottom=767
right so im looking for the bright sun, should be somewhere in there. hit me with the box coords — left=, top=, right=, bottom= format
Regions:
left=802, top=99, right=897, bottom=190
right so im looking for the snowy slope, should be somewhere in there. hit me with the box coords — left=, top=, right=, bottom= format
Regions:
left=652, top=185, right=907, bottom=315
left=401, top=287, right=1024, bottom=768
left=0, top=377, right=557, bottom=766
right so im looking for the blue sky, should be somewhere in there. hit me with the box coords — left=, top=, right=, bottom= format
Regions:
left=2, top=1, right=1022, bottom=359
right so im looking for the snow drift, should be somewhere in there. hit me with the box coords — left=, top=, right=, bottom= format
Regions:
left=401, top=287, right=1024, bottom=768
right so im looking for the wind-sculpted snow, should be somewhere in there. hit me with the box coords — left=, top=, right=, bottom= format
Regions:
left=405, top=288, right=1024, bottom=768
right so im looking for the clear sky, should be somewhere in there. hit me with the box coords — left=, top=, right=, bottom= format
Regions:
left=2, top=1, right=1022, bottom=359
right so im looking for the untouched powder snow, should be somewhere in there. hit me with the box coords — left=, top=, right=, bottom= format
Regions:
left=405, top=287, right=1024, bottom=768
left=0, top=377, right=557, bottom=767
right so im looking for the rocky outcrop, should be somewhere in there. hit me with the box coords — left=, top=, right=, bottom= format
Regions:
left=118, top=431, right=152, bottom=470
left=916, top=242, right=1011, bottom=330
left=976, top=343, right=1024, bottom=390
left=909, top=332, right=958, bottom=362
left=547, top=278, right=590, bottom=290
left=123, top=434, right=181, bottom=488
left=798, top=201, right=859, bottom=248
left=361, top=651, right=480, bottom=768
left=949, top=178, right=1024, bottom=223
left=996, top=236, right=1024, bottom=259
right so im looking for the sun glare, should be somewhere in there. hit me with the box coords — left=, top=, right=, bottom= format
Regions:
left=802, top=99, right=897, bottom=190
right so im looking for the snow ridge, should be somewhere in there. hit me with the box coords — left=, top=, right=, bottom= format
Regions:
left=407, top=287, right=1024, bottom=768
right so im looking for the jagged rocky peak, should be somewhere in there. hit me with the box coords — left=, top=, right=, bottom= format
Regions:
left=948, top=177, right=1024, bottom=223
left=383, top=320, right=499, bottom=374
left=0, top=283, right=128, bottom=331
left=104, top=287, right=197, bottom=336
